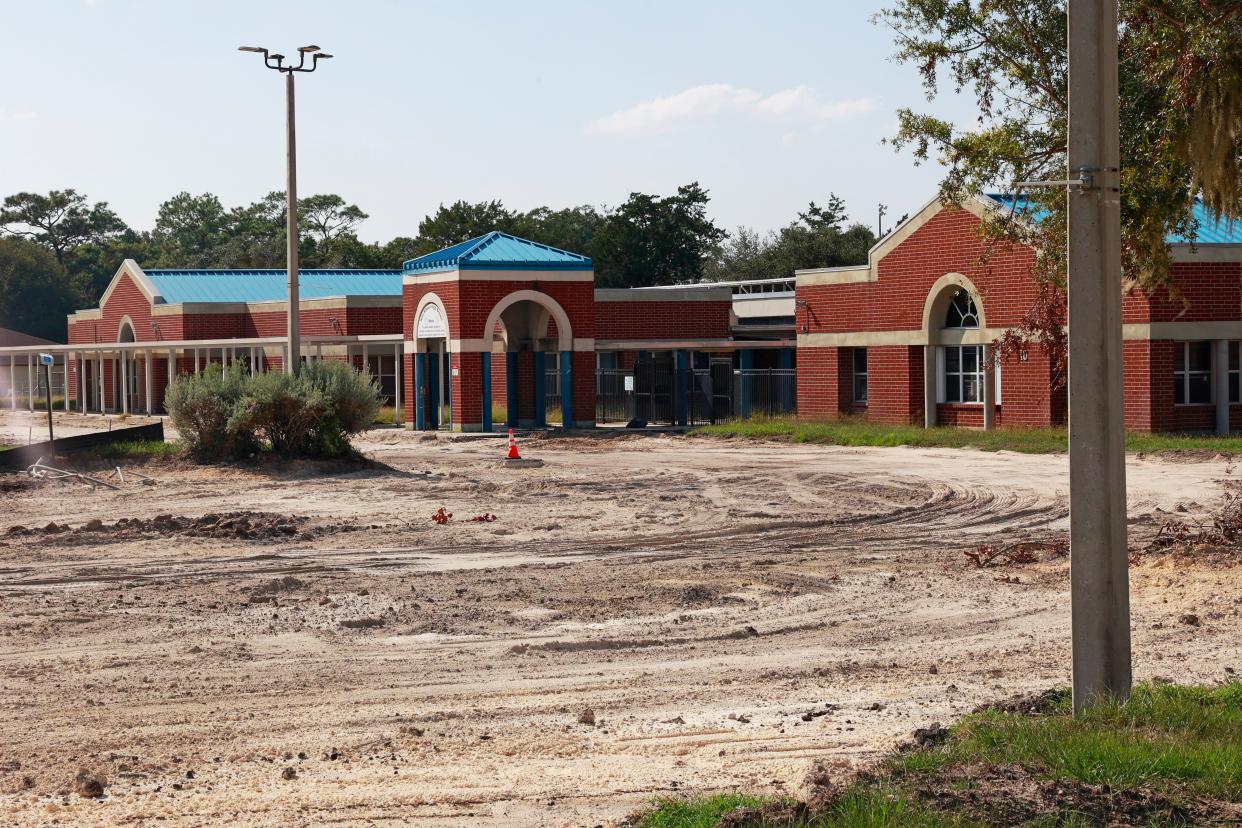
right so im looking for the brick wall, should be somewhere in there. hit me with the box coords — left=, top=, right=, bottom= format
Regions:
left=795, top=347, right=841, bottom=419
left=595, top=300, right=731, bottom=341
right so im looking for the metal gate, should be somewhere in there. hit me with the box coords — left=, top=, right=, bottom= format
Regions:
left=633, top=354, right=675, bottom=424
left=544, top=363, right=562, bottom=426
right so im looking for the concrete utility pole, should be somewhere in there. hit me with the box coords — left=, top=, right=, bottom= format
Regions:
left=238, top=44, right=333, bottom=375
left=1067, top=0, right=1131, bottom=711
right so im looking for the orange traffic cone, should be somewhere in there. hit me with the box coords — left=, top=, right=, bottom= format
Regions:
left=506, top=429, right=522, bottom=460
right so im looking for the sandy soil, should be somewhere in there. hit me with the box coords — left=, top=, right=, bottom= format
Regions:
left=0, top=426, right=1239, bottom=827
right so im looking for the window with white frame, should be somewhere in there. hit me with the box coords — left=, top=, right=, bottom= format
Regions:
left=944, top=290, right=980, bottom=328
left=1173, top=341, right=1212, bottom=405
left=852, top=348, right=868, bottom=403
left=942, top=345, right=983, bottom=403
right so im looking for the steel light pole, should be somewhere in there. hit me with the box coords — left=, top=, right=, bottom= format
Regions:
left=238, top=44, right=333, bottom=375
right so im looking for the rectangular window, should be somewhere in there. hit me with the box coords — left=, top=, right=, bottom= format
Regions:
left=852, top=348, right=868, bottom=403
left=1173, top=341, right=1213, bottom=405
left=942, top=345, right=985, bottom=404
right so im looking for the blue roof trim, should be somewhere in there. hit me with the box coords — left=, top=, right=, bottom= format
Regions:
left=986, top=194, right=1242, bottom=245
left=403, top=231, right=593, bottom=274
left=141, top=269, right=401, bottom=304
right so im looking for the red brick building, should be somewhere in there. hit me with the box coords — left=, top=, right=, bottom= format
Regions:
left=795, top=194, right=1242, bottom=433
left=3, top=234, right=782, bottom=429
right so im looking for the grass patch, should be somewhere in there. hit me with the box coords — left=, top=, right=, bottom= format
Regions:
left=692, top=416, right=1242, bottom=456
left=374, top=405, right=398, bottom=425
left=692, top=417, right=1067, bottom=454
left=630, top=682, right=1242, bottom=827
left=633, top=794, right=775, bottom=828
left=942, top=682, right=1242, bottom=802
left=76, top=439, right=184, bottom=461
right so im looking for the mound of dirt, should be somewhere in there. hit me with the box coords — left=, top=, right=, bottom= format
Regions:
left=6, top=512, right=358, bottom=542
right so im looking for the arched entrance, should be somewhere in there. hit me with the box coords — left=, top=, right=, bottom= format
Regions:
left=117, top=318, right=140, bottom=414
left=921, top=274, right=996, bottom=429
left=484, top=291, right=574, bottom=430
left=413, top=298, right=452, bottom=430
left=400, top=231, right=597, bottom=432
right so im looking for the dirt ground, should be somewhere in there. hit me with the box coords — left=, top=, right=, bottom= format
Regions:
left=0, top=419, right=1239, bottom=827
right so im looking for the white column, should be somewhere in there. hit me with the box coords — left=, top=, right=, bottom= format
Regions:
left=26, top=355, right=34, bottom=411
left=96, top=351, right=103, bottom=412
left=222, top=347, right=227, bottom=379
left=9, top=356, right=16, bottom=409
left=194, top=348, right=200, bottom=374
left=362, top=343, right=369, bottom=377
left=923, top=345, right=937, bottom=428
left=144, top=350, right=153, bottom=414
left=982, top=344, right=996, bottom=431
left=393, top=344, right=402, bottom=426
left=79, top=353, right=86, bottom=413
left=1216, top=339, right=1230, bottom=436
left=120, top=351, right=130, bottom=414
left=316, top=341, right=323, bottom=363
left=168, top=348, right=176, bottom=389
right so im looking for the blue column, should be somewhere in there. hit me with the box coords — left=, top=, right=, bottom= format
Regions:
left=675, top=350, right=690, bottom=426
left=739, top=349, right=754, bottom=419
left=559, top=351, right=574, bottom=428
left=534, top=351, right=547, bottom=428
left=506, top=352, right=518, bottom=426
left=427, top=354, right=440, bottom=430
left=779, top=347, right=795, bottom=412
left=414, top=353, right=427, bottom=431
left=481, top=352, right=493, bottom=433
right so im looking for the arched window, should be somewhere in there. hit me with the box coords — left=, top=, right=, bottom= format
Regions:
left=944, top=289, right=979, bottom=329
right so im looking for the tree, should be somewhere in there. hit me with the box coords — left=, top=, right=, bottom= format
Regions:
left=703, top=226, right=775, bottom=282
left=876, top=0, right=1242, bottom=290
left=0, top=237, right=78, bottom=341
left=220, top=191, right=286, bottom=268
left=415, top=200, right=521, bottom=255
left=65, top=230, right=155, bottom=306
left=590, top=183, right=727, bottom=287
left=0, top=190, right=127, bottom=264
left=703, top=196, right=877, bottom=282
left=515, top=205, right=606, bottom=257
left=150, top=192, right=229, bottom=267
left=299, top=194, right=369, bottom=246
left=763, top=198, right=876, bottom=278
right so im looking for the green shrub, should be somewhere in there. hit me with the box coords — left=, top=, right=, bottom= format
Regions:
left=166, top=360, right=380, bottom=461
left=297, top=360, right=381, bottom=456
left=165, top=365, right=255, bottom=460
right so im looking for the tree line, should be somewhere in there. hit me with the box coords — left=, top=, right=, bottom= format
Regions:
left=0, top=185, right=876, bottom=341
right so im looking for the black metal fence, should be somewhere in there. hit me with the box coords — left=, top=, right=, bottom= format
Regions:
left=595, top=369, right=630, bottom=424
left=544, top=366, right=563, bottom=425
left=594, top=364, right=795, bottom=426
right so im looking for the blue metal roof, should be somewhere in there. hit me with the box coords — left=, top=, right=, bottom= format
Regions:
left=142, top=269, right=402, bottom=304
left=986, top=194, right=1242, bottom=245
left=403, top=231, right=593, bottom=274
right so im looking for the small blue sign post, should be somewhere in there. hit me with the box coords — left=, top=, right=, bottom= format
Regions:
left=39, top=353, right=54, bottom=448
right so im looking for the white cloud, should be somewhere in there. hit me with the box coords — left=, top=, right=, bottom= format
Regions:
left=0, top=108, right=38, bottom=123
left=585, top=84, right=878, bottom=137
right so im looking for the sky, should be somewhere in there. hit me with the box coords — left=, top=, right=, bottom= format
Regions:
left=0, top=1, right=978, bottom=244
